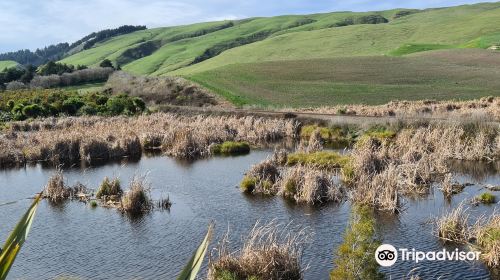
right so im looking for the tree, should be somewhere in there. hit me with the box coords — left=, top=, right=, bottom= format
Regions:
left=99, top=59, right=114, bottom=69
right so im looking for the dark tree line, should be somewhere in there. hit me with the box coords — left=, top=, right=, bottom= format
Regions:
left=70, top=25, right=146, bottom=50
left=0, top=25, right=147, bottom=66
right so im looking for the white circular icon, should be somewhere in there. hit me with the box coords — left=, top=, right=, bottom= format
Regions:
left=375, top=244, right=398, bottom=267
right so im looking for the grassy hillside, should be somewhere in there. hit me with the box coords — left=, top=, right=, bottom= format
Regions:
left=0, top=60, right=19, bottom=71
left=188, top=49, right=500, bottom=107
left=175, top=3, right=500, bottom=75
left=58, top=2, right=500, bottom=107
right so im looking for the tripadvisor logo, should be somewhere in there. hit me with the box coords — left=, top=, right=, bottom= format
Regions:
left=375, top=244, right=481, bottom=267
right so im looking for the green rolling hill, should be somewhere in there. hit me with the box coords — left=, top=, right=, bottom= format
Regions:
left=56, top=2, right=500, bottom=106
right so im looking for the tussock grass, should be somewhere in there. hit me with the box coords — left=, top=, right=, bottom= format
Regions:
left=208, top=221, right=309, bottom=280
left=435, top=206, right=499, bottom=268
left=120, top=176, right=153, bottom=214
left=435, top=204, right=470, bottom=243
left=43, top=170, right=69, bottom=202
left=278, top=165, right=344, bottom=204
left=241, top=159, right=280, bottom=195
left=473, top=214, right=500, bottom=267
left=96, top=177, right=122, bottom=200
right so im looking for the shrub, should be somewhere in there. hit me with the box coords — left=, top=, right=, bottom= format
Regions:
left=61, top=97, right=85, bottom=115
left=21, top=104, right=44, bottom=118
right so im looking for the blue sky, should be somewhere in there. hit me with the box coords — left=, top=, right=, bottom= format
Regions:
left=0, top=0, right=496, bottom=53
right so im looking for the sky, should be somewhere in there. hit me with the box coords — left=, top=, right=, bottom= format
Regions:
left=0, top=0, right=496, bottom=53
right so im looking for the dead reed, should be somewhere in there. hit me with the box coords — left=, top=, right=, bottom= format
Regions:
left=208, top=221, right=309, bottom=280
left=0, top=113, right=299, bottom=167
left=43, top=170, right=69, bottom=202
left=278, top=165, right=344, bottom=204
left=473, top=214, right=500, bottom=267
left=297, top=97, right=500, bottom=121
left=120, top=176, right=153, bottom=214
left=435, top=204, right=471, bottom=243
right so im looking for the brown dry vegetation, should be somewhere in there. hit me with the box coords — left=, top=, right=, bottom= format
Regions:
left=241, top=121, right=498, bottom=210
left=348, top=122, right=499, bottom=212
left=105, top=71, right=224, bottom=107
left=208, top=221, right=309, bottom=280
left=435, top=206, right=500, bottom=269
left=297, top=97, right=500, bottom=121
left=0, top=113, right=299, bottom=167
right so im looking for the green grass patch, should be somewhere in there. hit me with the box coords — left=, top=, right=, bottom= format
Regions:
left=0, top=60, right=19, bottom=71
left=186, top=52, right=500, bottom=107
left=330, top=205, right=383, bottom=280
left=477, top=192, right=496, bottom=204
left=211, top=141, right=250, bottom=155
left=287, top=151, right=351, bottom=170
left=364, top=126, right=396, bottom=140
left=240, top=176, right=257, bottom=193
left=389, top=43, right=456, bottom=56
left=60, top=82, right=105, bottom=94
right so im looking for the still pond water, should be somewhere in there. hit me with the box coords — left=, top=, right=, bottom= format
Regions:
left=0, top=151, right=498, bottom=279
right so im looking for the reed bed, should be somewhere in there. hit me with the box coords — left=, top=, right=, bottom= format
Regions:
left=0, top=113, right=299, bottom=167
left=298, top=97, right=500, bottom=121
left=347, top=122, right=499, bottom=212
left=435, top=206, right=500, bottom=268
left=208, top=221, right=309, bottom=280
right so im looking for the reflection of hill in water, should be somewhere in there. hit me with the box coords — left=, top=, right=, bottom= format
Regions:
left=448, top=160, right=499, bottom=182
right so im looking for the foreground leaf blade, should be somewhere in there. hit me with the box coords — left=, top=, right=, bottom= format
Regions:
left=177, top=223, right=214, bottom=280
left=0, top=194, right=41, bottom=280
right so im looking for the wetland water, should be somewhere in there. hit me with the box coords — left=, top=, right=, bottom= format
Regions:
left=0, top=151, right=498, bottom=279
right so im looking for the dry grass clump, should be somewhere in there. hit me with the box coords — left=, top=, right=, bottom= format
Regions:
left=0, top=112, right=299, bottom=166
left=435, top=204, right=471, bottom=243
left=435, top=206, right=500, bottom=268
left=473, top=214, right=500, bottom=267
left=96, top=177, right=122, bottom=200
left=299, top=97, right=500, bottom=121
left=278, top=165, right=344, bottom=204
left=120, top=176, right=153, bottom=214
left=241, top=160, right=280, bottom=195
left=43, top=170, right=70, bottom=202
left=208, top=221, right=309, bottom=280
